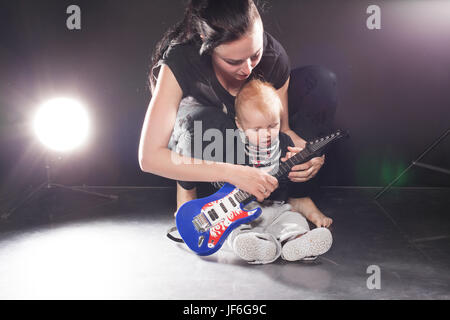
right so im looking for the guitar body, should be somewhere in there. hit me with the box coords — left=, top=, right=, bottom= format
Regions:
left=176, top=182, right=262, bottom=256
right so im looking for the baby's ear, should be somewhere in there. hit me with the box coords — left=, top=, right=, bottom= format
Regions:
left=235, top=117, right=242, bottom=129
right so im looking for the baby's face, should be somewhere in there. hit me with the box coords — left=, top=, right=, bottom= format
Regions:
left=236, top=107, right=280, bottom=148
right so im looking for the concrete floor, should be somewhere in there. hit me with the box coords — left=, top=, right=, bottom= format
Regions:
left=0, top=187, right=448, bottom=299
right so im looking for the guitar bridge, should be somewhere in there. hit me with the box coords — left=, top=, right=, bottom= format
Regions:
left=192, top=213, right=211, bottom=233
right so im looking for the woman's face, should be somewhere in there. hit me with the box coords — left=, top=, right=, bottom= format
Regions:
left=210, top=18, right=264, bottom=82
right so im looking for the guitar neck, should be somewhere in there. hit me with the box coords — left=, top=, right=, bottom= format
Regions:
left=234, top=146, right=315, bottom=204
left=234, top=130, right=347, bottom=205
left=273, top=147, right=315, bottom=180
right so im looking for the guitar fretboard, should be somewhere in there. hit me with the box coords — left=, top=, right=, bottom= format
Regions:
left=234, top=147, right=313, bottom=204
left=234, top=131, right=344, bottom=204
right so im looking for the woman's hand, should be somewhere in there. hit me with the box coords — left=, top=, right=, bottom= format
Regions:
left=281, top=146, right=325, bottom=183
left=228, top=165, right=279, bottom=203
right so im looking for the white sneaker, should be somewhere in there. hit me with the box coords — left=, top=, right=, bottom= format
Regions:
left=232, top=232, right=280, bottom=264
left=281, top=228, right=332, bottom=262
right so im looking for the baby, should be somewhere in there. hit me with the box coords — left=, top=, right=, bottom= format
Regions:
left=228, top=79, right=333, bottom=264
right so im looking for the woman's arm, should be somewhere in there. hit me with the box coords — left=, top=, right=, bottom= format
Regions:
left=139, top=64, right=278, bottom=201
left=139, top=64, right=220, bottom=181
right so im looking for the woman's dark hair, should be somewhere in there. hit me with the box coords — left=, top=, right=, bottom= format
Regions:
left=149, top=0, right=264, bottom=93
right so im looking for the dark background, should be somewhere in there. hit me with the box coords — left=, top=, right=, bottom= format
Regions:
left=0, top=0, right=449, bottom=198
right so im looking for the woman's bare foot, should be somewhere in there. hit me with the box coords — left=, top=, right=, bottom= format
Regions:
left=288, top=197, right=333, bottom=228
left=175, top=182, right=197, bottom=217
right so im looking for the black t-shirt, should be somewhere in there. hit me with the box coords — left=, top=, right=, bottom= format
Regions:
left=159, top=31, right=291, bottom=118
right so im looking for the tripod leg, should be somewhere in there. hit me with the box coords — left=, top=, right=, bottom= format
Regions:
left=374, top=163, right=415, bottom=200
left=374, top=128, right=450, bottom=200
left=1, top=182, right=49, bottom=220
left=52, top=184, right=119, bottom=200
left=413, top=162, right=450, bottom=175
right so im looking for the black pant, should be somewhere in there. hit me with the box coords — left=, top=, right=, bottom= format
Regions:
left=170, top=65, right=337, bottom=200
left=287, top=65, right=337, bottom=202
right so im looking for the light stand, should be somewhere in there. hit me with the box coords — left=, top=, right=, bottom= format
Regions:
left=374, top=128, right=450, bottom=200
left=1, top=153, right=118, bottom=220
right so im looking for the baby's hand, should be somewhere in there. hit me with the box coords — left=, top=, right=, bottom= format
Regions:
left=281, top=146, right=303, bottom=162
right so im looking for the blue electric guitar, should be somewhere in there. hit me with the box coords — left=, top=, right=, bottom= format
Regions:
left=175, top=129, right=349, bottom=256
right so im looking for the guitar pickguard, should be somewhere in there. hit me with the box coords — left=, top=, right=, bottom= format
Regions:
left=198, top=188, right=258, bottom=248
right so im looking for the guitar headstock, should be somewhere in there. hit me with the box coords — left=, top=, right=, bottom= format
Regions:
left=273, top=129, right=350, bottom=181
left=307, top=129, right=350, bottom=154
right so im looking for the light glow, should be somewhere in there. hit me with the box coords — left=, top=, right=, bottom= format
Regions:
left=33, top=98, right=89, bottom=152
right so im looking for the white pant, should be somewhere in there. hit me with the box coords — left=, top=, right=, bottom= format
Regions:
left=227, top=202, right=310, bottom=263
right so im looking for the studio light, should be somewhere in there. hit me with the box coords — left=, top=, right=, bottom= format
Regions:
left=33, top=98, right=89, bottom=152
left=0, top=96, right=117, bottom=220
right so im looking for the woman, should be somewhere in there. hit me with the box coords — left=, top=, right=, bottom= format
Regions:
left=139, top=0, right=337, bottom=212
